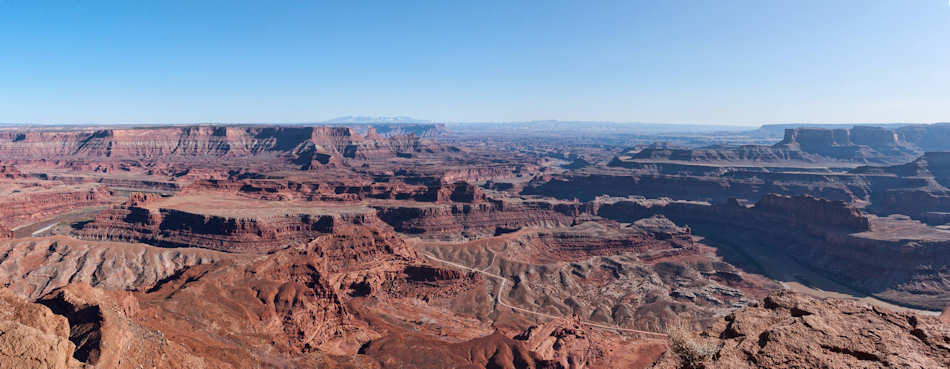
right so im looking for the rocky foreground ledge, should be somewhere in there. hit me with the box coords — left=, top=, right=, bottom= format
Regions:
left=4, top=281, right=949, bottom=368
left=651, top=290, right=950, bottom=369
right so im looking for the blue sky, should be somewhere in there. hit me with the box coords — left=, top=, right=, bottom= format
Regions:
left=0, top=0, right=948, bottom=125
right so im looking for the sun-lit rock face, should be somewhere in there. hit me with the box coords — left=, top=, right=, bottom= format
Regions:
left=0, top=125, right=443, bottom=171
left=75, top=193, right=384, bottom=253
left=0, top=185, right=112, bottom=228
left=0, top=236, right=229, bottom=300
left=5, top=122, right=950, bottom=368
left=0, top=287, right=84, bottom=369
left=652, top=290, right=950, bottom=369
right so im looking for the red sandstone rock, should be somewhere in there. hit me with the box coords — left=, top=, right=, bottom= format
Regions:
left=651, top=290, right=950, bottom=369
left=0, top=125, right=444, bottom=171
left=37, top=283, right=210, bottom=368
left=0, top=164, right=28, bottom=179
left=119, top=225, right=477, bottom=366
left=0, top=184, right=113, bottom=227
left=0, top=224, right=12, bottom=240
left=76, top=194, right=383, bottom=253
left=0, top=287, right=85, bottom=369
left=373, top=199, right=583, bottom=239
left=3, top=123, right=950, bottom=368
left=0, top=236, right=232, bottom=300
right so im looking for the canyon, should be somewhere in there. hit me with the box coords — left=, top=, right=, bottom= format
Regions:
left=1, top=122, right=949, bottom=368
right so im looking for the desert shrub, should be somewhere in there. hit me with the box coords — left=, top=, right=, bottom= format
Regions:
left=666, top=320, right=719, bottom=369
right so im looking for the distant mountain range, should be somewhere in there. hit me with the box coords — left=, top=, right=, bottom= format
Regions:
left=321, top=116, right=432, bottom=124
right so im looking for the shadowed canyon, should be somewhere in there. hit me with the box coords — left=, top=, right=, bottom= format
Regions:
left=2, top=122, right=950, bottom=368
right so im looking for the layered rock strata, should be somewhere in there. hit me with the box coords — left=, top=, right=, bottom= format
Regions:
left=0, top=185, right=113, bottom=227
left=374, top=199, right=581, bottom=239
left=0, top=125, right=441, bottom=170
left=75, top=193, right=383, bottom=253
left=593, top=195, right=950, bottom=310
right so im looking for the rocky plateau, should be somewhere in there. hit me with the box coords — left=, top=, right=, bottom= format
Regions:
left=1, top=123, right=950, bottom=368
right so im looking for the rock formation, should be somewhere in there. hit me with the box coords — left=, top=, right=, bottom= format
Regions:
left=615, top=126, right=927, bottom=166
left=651, top=290, right=950, bottom=369
left=75, top=193, right=382, bottom=253
left=37, top=283, right=209, bottom=368
left=751, top=194, right=870, bottom=232
left=0, top=184, right=113, bottom=227
left=374, top=199, right=579, bottom=239
left=592, top=194, right=950, bottom=310
left=0, top=287, right=85, bottom=369
left=0, top=125, right=443, bottom=171
left=102, top=225, right=480, bottom=367
left=2, top=122, right=950, bottom=367
left=853, top=151, right=950, bottom=223
left=0, top=236, right=231, bottom=300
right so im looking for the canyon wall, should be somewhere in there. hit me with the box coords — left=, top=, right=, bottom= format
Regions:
left=523, top=171, right=861, bottom=203
left=593, top=195, right=950, bottom=310
left=0, top=185, right=113, bottom=227
left=75, top=194, right=383, bottom=253
left=0, top=287, right=85, bottom=369
left=853, top=151, right=950, bottom=222
left=373, top=199, right=581, bottom=239
left=0, top=125, right=440, bottom=169
left=616, top=125, right=949, bottom=166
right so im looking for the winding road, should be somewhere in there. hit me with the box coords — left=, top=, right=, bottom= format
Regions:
left=30, top=222, right=58, bottom=237
left=423, top=253, right=668, bottom=338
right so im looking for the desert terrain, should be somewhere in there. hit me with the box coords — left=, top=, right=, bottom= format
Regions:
left=1, top=122, right=950, bottom=368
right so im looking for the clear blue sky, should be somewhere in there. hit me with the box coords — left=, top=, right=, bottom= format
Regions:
left=1, top=0, right=948, bottom=125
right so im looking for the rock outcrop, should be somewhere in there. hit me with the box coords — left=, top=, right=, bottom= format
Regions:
left=751, top=194, right=870, bottom=232
left=523, top=171, right=862, bottom=203
left=75, top=194, right=382, bottom=253
left=37, top=283, right=209, bottom=368
left=774, top=126, right=920, bottom=163
left=0, top=224, right=12, bottom=240
left=374, top=199, right=580, bottom=239
left=183, top=177, right=491, bottom=203
left=612, top=125, right=932, bottom=167
left=895, top=123, right=950, bottom=152
left=0, top=287, right=85, bottom=369
left=652, top=290, right=950, bottom=369
left=421, top=219, right=772, bottom=333
left=0, top=125, right=442, bottom=170
left=592, top=195, right=950, bottom=310
left=0, top=184, right=113, bottom=227
left=124, top=225, right=473, bottom=366
left=514, top=317, right=667, bottom=369
left=853, top=151, right=950, bottom=223
left=0, top=236, right=231, bottom=300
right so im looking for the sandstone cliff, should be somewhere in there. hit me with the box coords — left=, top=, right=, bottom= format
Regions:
left=37, top=283, right=211, bottom=368
left=752, top=193, right=870, bottom=232
left=75, top=194, right=382, bottom=253
left=0, top=125, right=441, bottom=170
left=592, top=195, right=950, bottom=310
left=853, top=152, right=950, bottom=223
left=374, top=199, right=579, bottom=240
left=0, top=184, right=113, bottom=227
left=0, top=287, right=86, bottom=369
left=612, top=125, right=926, bottom=167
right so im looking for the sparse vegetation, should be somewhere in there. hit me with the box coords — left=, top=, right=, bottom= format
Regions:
left=666, top=320, right=719, bottom=369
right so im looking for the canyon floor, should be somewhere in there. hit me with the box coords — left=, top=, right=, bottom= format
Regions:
left=1, top=123, right=950, bottom=368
